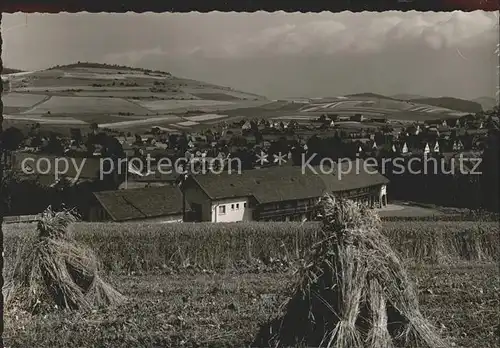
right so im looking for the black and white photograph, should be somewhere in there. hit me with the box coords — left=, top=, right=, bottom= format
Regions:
left=0, top=9, right=499, bottom=348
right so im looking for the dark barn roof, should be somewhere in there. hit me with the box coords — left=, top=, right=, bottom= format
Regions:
left=189, top=159, right=388, bottom=204
left=94, top=186, right=186, bottom=222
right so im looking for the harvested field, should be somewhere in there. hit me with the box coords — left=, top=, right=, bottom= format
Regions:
left=29, top=78, right=114, bottom=88
left=74, top=90, right=191, bottom=98
left=98, top=115, right=182, bottom=129
left=273, top=115, right=316, bottom=120
left=177, top=120, right=199, bottom=127
left=184, top=113, right=227, bottom=121
left=192, top=92, right=242, bottom=101
left=3, top=106, right=30, bottom=114
left=3, top=219, right=499, bottom=348
left=14, top=86, right=151, bottom=92
left=3, top=114, right=87, bottom=125
left=22, top=96, right=150, bottom=115
left=3, top=258, right=498, bottom=348
left=62, top=72, right=166, bottom=80
left=2, top=93, right=49, bottom=108
left=133, top=99, right=236, bottom=111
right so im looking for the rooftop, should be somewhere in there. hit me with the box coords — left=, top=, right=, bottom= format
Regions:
left=189, top=159, right=388, bottom=204
left=94, top=185, right=187, bottom=222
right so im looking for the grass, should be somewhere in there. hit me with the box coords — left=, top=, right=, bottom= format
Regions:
left=132, top=99, right=236, bottom=112
left=4, top=221, right=499, bottom=276
left=192, top=92, right=242, bottom=101
left=74, top=90, right=188, bottom=99
left=4, top=264, right=498, bottom=348
left=3, top=219, right=499, bottom=347
left=22, top=96, right=150, bottom=115
left=98, top=115, right=183, bottom=129
left=2, top=93, right=48, bottom=108
left=184, top=114, right=228, bottom=121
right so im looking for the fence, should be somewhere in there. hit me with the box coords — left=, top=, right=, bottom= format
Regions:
left=3, top=214, right=41, bottom=224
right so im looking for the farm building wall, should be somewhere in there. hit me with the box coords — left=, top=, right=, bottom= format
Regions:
left=182, top=179, right=213, bottom=222
left=211, top=197, right=253, bottom=222
left=88, top=205, right=111, bottom=222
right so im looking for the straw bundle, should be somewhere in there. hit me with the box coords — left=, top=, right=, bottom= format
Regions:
left=253, top=195, right=449, bottom=348
left=4, top=207, right=125, bottom=314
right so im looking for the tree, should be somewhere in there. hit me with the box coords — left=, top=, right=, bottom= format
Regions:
left=480, top=127, right=499, bottom=212
left=0, top=127, right=24, bottom=151
left=44, top=132, right=64, bottom=155
left=90, top=122, right=98, bottom=134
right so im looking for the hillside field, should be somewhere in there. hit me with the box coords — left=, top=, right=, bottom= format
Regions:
left=2, top=64, right=270, bottom=131
left=2, top=63, right=480, bottom=134
left=3, top=220, right=499, bottom=348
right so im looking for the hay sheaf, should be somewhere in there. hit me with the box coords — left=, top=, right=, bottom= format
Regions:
left=253, top=195, right=450, bottom=348
left=3, top=207, right=125, bottom=314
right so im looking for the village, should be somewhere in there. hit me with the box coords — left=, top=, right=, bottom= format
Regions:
left=3, top=105, right=498, bottom=224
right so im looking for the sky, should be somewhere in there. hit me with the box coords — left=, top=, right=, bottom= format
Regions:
left=2, top=11, right=499, bottom=100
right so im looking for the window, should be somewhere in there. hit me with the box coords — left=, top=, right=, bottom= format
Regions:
left=231, top=204, right=235, bottom=210
left=244, top=203, right=247, bottom=208
left=219, top=205, right=226, bottom=214
left=236, top=203, right=240, bottom=209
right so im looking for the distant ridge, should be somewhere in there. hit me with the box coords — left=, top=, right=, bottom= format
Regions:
left=2, top=68, right=25, bottom=74
left=409, top=97, right=483, bottom=113
left=48, top=62, right=172, bottom=76
left=391, top=93, right=428, bottom=101
left=472, top=97, right=497, bottom=112
left=345, top=92, right=399, bottom=101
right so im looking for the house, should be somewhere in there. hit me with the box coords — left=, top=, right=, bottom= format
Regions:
left=370, top=117, right=387, bottom=124
left=433, top=141, right=440, bottom=153
left=402, top=142, right=409, bottom=154
left=424, top=143, right=431, bottom=155
left=90, top=185, right=188, bottom=222
left=241, top=121, right=252, bottom=130
left=182, top=159, right=389, bottom=223
left=425, top=119, right=444, bottom=127
left=350, top=114, right=365, bottom=122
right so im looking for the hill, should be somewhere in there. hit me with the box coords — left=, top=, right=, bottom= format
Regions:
left=2, top=68, right=24, bottom=74
left=410, top=97, right=483, bottom=113
left=345, top=92, right=399, bottom=101
left=472, top=97, right=497, bottom=112
left=2, top=62, right=271, bottom=132
left=391, top=93, right=429, bottom=101
left=2, top=61, right=480, bottom=132
left=271, top=94, right=471, bottom=124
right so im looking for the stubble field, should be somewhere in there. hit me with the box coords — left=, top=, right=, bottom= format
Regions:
left=4, top=263, right=498, bottom=348
left=3, top=221, right=499, bottom=348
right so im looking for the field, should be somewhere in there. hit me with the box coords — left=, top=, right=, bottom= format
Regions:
left=4, top=64, right=478, bottom=135
left=176, top=120, right=200, bottom=127
left=5, top=264, right=497, bottom=348
left=271, top=96, right=471, bottom=123
left=184, top=114, right=228, bottom=121
left=3, top=221, right=499, bottom=347
left=22, top=96, right=151, bottom=115
left=2, top=64, right=271, bottom=132
left=2, top=93, right=49, bottom=108
left=74, top=90, right=191, bottom=99
left=132, top=99, right=236, bottom=112
left=3, top=114, right=87, bottom=125
left=98, top=115, right=184, bottom=129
